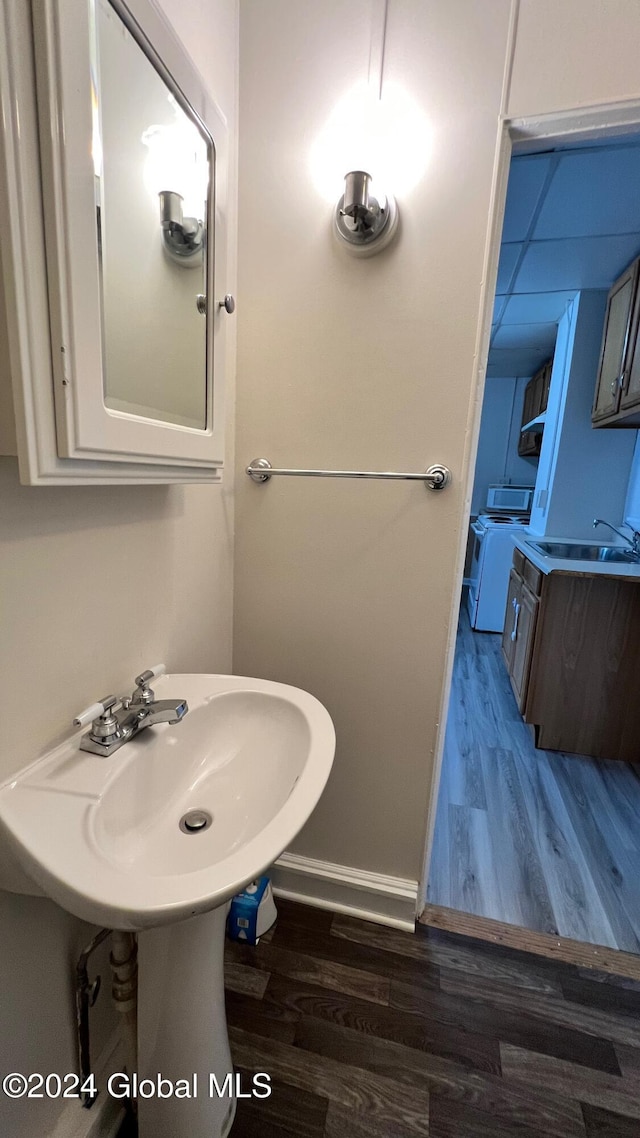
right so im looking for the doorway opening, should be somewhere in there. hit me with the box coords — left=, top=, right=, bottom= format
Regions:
left=425, top=124, right=640, bottom=959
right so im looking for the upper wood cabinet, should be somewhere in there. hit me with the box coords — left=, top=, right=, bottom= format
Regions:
left=620, top=275, right=640, bottom=416
left=0, top=0, right=231, bottom=484
left=592, top=257, right=640, bottom=428
left=518, top=359, right=552, bottom=459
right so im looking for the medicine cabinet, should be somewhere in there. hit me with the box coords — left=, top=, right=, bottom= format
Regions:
left=0, top=0, right=230, bottom=484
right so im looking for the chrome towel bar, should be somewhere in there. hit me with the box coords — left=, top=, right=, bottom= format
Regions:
left=246, top=458, right=452, bottom=490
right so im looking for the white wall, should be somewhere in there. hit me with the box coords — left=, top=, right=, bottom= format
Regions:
left=0, top=2, right=238, bottom=1132
left=529, top=292, right=636, bottom=538
left=507, top=377, right=540, bottom=485
left=471, top=376, right=536, bottom=514
left=234, top=0, right=640, bottom=916
left=471, top=378, right=513, bottom=514
left=624, top=435, right=640, bottom=529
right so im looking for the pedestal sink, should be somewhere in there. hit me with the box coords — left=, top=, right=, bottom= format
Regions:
left=0, top=674, right=335, bottom=1138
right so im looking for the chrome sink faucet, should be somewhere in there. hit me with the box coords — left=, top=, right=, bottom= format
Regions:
left=593, top=517, right=640, bottom=556
left=74, top=665, right=188, bottom=757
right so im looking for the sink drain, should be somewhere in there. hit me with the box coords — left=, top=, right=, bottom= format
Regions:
left=179, top=809, right=213, bottom=834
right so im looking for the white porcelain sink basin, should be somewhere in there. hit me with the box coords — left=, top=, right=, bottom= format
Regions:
left=0, top=674, right=335, bottom=929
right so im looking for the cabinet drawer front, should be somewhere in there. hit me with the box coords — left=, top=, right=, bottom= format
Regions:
left=522, top=558, right=543, bottom=597
left=513, top=548, right=526, bottom=576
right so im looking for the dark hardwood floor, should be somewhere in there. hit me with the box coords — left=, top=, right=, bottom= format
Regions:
left=223, top=897, right=640, bottom=1137
left=115, top=898, right=640, bottom=1136
left=427, top=606, right=640, bottom=952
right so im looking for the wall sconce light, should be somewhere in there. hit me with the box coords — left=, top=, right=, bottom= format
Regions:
left=334, top=170, right=398, bottom=256
left=158, top=190, right=204, bottom=267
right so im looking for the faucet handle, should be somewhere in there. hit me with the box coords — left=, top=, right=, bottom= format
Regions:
left=134, top=663, right=166, bottom=687
left=132, top=663, right=166, bottom=704
left=73, top=695, right=118, bottom=729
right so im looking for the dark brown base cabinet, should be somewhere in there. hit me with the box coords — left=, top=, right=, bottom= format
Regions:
left=501, top=548, right=640, bottom=762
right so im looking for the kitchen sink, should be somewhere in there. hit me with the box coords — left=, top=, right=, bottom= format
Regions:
left=527, top=541, right=640, bottom=563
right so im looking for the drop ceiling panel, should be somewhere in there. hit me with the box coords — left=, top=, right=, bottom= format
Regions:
left=492, top=322, right=558, bottom=351
left=486, top=140, right=640, bottom=383
left=496, top=243, right=522, bottom=293
left=493, top=294, right=507, bottom=323
left=512, top=235, right=640, bottom=293
left=534, top=148, right=640, bottom=239
left=500, top=290, right=578, bottom=324
left=486, top=347, right=551, bottom=377
left=501, top=154, right=554, bottom=242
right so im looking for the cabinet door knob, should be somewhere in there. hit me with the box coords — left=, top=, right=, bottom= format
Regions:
left=218, top=294, right=235, bottom=314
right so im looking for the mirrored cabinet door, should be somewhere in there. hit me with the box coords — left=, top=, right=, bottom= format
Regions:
left=0, top=0, right=230, bottom=483
left=97, top=0, right=210, bottom=433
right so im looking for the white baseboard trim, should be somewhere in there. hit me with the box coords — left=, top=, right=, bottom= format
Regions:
left=270, top=852, right=418, bottom=932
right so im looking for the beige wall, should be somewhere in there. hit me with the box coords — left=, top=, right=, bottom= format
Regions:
left=0, top=458, right=234, bottom=771
left=234, top=0, right=640, bottom=894
left=0, top=2, right=238, bottom=1132
left=509, top=0, right=640, bottom=117
left=234, top=0, right=513, bottom=883
left=0, top=0, right=238, bottom=782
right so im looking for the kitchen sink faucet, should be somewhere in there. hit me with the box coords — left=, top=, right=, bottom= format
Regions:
left=593, top=518, right=640, bottom=556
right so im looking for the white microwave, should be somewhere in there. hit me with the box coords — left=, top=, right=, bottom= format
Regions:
left=486, top=484, right=534, bottom=512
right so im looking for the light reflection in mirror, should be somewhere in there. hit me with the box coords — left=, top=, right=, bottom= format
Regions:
left=92, top=0, right=212, bottom=430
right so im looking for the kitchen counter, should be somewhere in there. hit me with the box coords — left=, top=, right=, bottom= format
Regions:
left=513, top=534, right=640, bottom=580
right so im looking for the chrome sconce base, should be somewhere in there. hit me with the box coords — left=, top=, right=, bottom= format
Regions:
left=159, top=190, right=204, bottom=267
left=334, top=170, right=398, bottom=256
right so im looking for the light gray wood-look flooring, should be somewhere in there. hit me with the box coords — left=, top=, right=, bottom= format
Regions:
left=427, top=606, right=640, bottom=953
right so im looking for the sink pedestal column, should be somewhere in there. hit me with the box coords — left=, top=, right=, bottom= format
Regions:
left=137, top=904, right=235, bottom=1138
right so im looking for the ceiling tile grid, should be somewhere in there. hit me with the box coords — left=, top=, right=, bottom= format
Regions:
left=488, top=141, right=640, bottom=377
left=514, top=234, right=640, bottom=293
